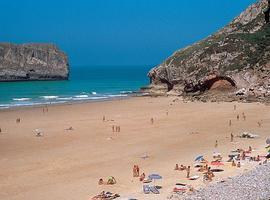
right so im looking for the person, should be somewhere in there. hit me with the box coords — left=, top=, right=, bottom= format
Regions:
left=186, top=166, right=191, bottom=178
left=139, top=173, right=145, bottom=181
left=98, top=178, right=104, bottom=185
left=136, top=165, right=140, bottom=177
left=237, top=114, right=239, bottom=121
left=234, top=105, right=236, bottom=110
left=112, top=125, right=115, bottom=132
left=256, top=155, right=261, bottom=162
left=133, top=165, right=137, bottom=177
left=150, top=118, right=154, bottom=125
left=174, top=164, right=179, bottom=170
left=0, top=127, right=1, bottom=133
left=257, top=121, right=262, bottom=127
left=179, top=165, right=186, bottom=171
left=215, top=140, right=218, bottom=148
left=237, top=162, right=241, bottom=168
left=102, top=116, right=105, bottom=122
left=241, top=151, right=246, bottom=160
left=242, top=112, right=246, bottom=121
left=65, top=126, right=74, bottom=131
left=16, top=118, right=21, bottom=123
left=230, top=133, right=234, bottom=142
left=107, top=176, right=116, bottom=185
left=229, top=120, right=232, bottom=126
left=232, top=160, right=236, bottom=167
left=248, top=146, right=252, bottom=152
left=264, top=0, right=270, bottom=23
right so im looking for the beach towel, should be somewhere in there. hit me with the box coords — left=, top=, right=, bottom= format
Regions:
left=188, top=175, right=200, bottom=180
left=149, top=186, right=160, bottom=194
left=143, top=185, right=150, bottom=194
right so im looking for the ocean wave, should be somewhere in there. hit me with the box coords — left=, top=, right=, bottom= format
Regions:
left=107, top=94, right=128, bottom=97
left=13, top=98, right=32, bottom=101
left=120, top=91, right=133, bottom=94
left=41, top=96, right=59, bottom=100
left=56, top=97, right=73, bottom=100
left=74, top=95, right=89, bottom=98
left=73, top=96, right=108, bottom=101
left=91, top=92, right=97, bottom=95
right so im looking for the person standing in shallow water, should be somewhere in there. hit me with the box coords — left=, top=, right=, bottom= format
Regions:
left=264, top=0, right=270, bottom=23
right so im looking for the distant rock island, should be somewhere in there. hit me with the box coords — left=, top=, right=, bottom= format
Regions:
left=144, top=0, right=270, bottom=102
left=0, top=43, right=69, bottom=81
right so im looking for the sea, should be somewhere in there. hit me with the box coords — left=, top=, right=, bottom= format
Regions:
left=0, top=65, right=151, bottom=109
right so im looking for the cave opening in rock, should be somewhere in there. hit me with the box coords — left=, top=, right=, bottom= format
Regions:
left=201, top=76, right=236, bottom=92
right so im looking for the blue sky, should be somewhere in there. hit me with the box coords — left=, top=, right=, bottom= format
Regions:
left=0, top=0, right=256, bottom=66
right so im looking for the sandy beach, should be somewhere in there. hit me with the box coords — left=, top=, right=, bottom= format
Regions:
left=0, top=97, right=269, bottom=200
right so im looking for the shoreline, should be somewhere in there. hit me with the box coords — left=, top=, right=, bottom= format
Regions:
left=0, top=93, right=148, bottom=111
left=0, top=96, right=269, bottom=200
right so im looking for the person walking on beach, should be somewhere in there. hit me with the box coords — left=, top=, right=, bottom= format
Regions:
left=133, top=165, right=137, bottom=177
left=215, top=140, right=218, bottom=148
left=102, top=116, right=105, bottom=122
left=186, top=166, right=191, bottom=178
left=242, top=112, right=246, bottom=121
left=230, top=133, right=234, bottom=142
left=112, top=125, right=115, bottom=132
left=150, top=118, right=154, bottom=125
left=237, top=114, right=239, bottom=121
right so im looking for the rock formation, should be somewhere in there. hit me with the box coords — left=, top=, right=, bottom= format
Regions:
left=0, top=43, right=69, bottom=81
left=144, top=0, right=270, bottom=102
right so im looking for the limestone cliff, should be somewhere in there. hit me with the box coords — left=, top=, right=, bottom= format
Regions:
left=144, top=0, right=270, bottom=102
left=0, top=43, right=69, bottom=81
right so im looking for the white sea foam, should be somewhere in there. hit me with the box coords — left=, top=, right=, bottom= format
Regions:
left=91, top=92, right=97, bottom=95
left=120, top=91, right=133, bottom=94
left=56, top=97, right=73, bottom=100
left=41, top=96, right=59, bottom=100
left=74, top=95, right=89, bottom=98
left=107, top=94, right=128, bottom=97
left=13, top=98, right=32, bottom=101
left=73, top=96, right=108, bottom=101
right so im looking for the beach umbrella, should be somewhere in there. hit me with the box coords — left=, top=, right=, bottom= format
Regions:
left=266, top=138, right=270, bottom=144
left=148, top=174, right=162, bottom=180
left=195, top=155, right=204, bottom=162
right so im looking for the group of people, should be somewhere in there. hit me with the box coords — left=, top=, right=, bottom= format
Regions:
left=132, top=165, right=147, bottom=182
left=112, top=125, right=121, bottom=133
left=235, top=112, right=246, bottom=122
left=98, top=176, right=116, bottom=185
left=174, top=164, right=191, bottom=178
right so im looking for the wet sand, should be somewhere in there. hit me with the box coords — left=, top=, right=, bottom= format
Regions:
left=0, top=97, right=269, bottom=200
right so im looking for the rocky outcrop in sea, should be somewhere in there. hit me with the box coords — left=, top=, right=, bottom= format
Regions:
left=0, top=43, right=69, bottom=81
left=143, top=0, right=270, bottom=103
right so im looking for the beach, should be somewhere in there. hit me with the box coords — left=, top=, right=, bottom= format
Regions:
left=0, top=96, right=269, bottom=200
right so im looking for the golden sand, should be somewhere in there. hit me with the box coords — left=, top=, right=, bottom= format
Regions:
left=0, top=97, right=269, bottom=200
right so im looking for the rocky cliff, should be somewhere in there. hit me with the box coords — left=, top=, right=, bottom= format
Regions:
left=0, top=43, right=69, bottom=81
left=144, top=0, right=270, bottom=102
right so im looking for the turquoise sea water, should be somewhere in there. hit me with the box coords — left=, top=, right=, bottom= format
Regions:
left=0, top=65, right=151, bottom=109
